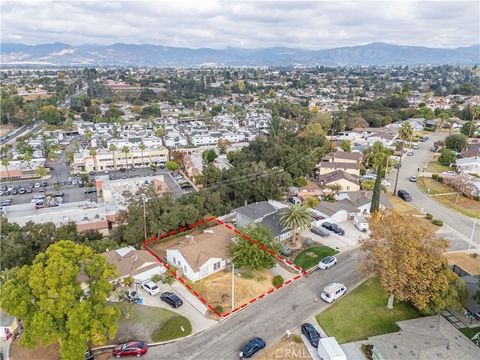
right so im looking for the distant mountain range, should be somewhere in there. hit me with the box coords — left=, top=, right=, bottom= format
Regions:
left=1, top=42, right=479, bottom=66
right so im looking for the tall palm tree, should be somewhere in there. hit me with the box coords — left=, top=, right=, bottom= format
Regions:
left=89, top=147, right=97, bottom=172
left=280, top=204, right=312, bottom=248
left=139, top=142, right=146, bottom=167
left=1, top=158, right=10, bottom=179
left=121, top=145, right=130, bottom=169
left=109, top=144, right=117, bottom=170
left=399, top=121, right=413, bottom=149
left=36, top=166, right=48, bottom=193
left=24, top=149, right=33, bottom=181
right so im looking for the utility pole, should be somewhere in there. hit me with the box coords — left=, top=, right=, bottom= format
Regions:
left=231, top=262, right=235, bottom=311
left=468, top=217, right=478, bottom=252
left=393, top=142, right=404, bottom=196
left=142, top=195, right=147, bottom=240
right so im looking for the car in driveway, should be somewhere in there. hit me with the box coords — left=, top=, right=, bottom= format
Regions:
left=311, top=226, right=330, bottom=237
left=239, top=337, right=266, bottom=358
left=318, top=256, right=337, bottom=270
left=321, top=222, right=345, bottom=236
left=141, top=280, right=161, bottom=296
left=301, top=323, right=320, bottom=348
left=112, top=341, right=148, bottom=358
left=160, top=292, right=183, bottom=308
left=381, top=179, right=391, bottom=187
left=397, top=189, right=412, bottom=202
left=409, top=175, right=417, bottom=182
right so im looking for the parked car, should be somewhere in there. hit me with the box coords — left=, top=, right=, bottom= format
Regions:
left=318, top=256, right=337, bottom=270
left=239, top=337, right=266, bottom=358
left=361, top=174, right=376, bottom=181
left=409, top=175, right=417, bottom=182
left=79, top=181, right=84, bottom=187
left=84, top=188, right=96, bottom=194
left=18, top=187, right=25, bottom=194
left=11, top=188, right=18, bottom=195
left=301, top=323, right=320, bottom=348
left=141, top=280, right=161, bottom=296
left=0, top=199, right=13, bottom=206
left=406, top=150, right=414, bottom=156
left=397, top=189, right=412, bottom=202
left=89, top=171, right=95, bottom=176
left=381, top=179, right=391, bottom=187
left=52, top=192, right=65, bottom=198
left=25, top=186, right=32, bottom=193
left=321, top=222, right=345, bottom=236
left=311, top=226, right=330, bottom=237
left=320, top=283, right=347, bottom=303
left=287, top=196, right=302, bottom=205
left=34, top=182, right=41, bottom=188
left=112, top=341, right=148, bottom=358
left=160, top=292, right=183, bottom=308
left=412, top=144, right=420, bottom=149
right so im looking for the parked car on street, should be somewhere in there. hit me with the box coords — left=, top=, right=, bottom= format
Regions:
left=160, top=292, right=183, bottom=308
left=141, top=280, right=161, bottom=296
left=381, top=179, right=391, bottom=187
left=112, top=341, right=148, bottom=358
left=409, top=175, right=417, bottom=182
left=239, top=337, right=266, bottom=358
left=320, top=283, right=347, bottom=303
left=318, top=256, right=337, bottom=270
left=301, top=323, right=320, bottom=348
left=321, top=222, right=345, bottom=236
left=311, top=226, right=330, bottom=237
left=397, top=189, right=412, bottom=202
left=84, top=188, right=96, bottom=194
left=412, top=144, right=420, bottom=149
left=407, top=150, right=414, bottom=156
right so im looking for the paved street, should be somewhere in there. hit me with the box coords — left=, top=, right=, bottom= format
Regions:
left=139, top=249, right=362, bottom=360
left=388, top=133, right=480, bottom=251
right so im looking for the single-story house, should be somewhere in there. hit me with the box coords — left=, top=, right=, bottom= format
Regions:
left=318, top=170, right=360, bottom=192
left=233, top=200, right=292, bottom=242
left=455, top=156, right=480, bottom=175
left=165, top=225, right=234, bottom=282
left=102, top=246, right=166, bottom=283
left=369, top=315, right=478, bottom=360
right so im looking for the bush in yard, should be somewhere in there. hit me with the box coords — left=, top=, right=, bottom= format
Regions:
left=425, top=213, right=433, bottom=220
left=273, top=275, right=284, bottom=287
left=438, top=148, right=456, bottom=166
left=293, top=335, right=302, bottom=344
left=432, top=173, right=438, bottom=181
left=214, top=305, right=224, bottom=314
left=152, top=315, right=192, bottom=342
left=445, top=134, right=467, bottom=152
left=165, top=266, right=177, bottom=285
left=437, top=176, right=444, bottom=183
left=432, top=219, right=443, bottom=226
left=151, top=274, right=162, bottom=283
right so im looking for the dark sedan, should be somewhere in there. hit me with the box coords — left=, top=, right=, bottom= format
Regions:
left=112, top=341, right=148, bottom=358
left=397, top=189, right=412, bottom=202
left=239, top=337, right=266, bottom=358
left=311, top=226, right=330, bottom=237
left=160, top=292, right=183, bottom=308
left=301, top=323, right=320, bottom=348
left=321, top=222, right=345, bottom=236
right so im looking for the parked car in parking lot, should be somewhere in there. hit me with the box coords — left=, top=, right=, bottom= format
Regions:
left=398, top=189, right=412, bottom=202
left=321, top=222, right=345, bottom=236
left=25, top=186, right=32, bottom=193
left=18, top=187, right=25, bottom=194
left=311, top=226, right=330, bottom=237
left=112, top=341, right=148, bottom=358
left=84, top=188, right=96, bottom=194
left=160, top=292, right=183, bottom=308
left=141, top=280, right=161, bottom=296
left=301, top=323, right=320, bottom=348
left=11, top=188, right=18, bottom=195
left=239, top=337, right=266, bottom=358
left=0, top=199, right=13, bottom=206
left=318, top=256, right=337, bottom=270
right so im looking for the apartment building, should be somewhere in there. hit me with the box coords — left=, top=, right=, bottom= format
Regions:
left=316, top=151, right=363, bottom=177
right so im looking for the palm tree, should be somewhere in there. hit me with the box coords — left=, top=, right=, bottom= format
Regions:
left=1, top=158, right=10, bottom=179
left=399, top=121, right=413, bottom=149
left=109, top=144, right=117, bottom=170
left=139, top=142, right=146, bottom=167
left=121, top=145, right=130, bottom=169
left=280, top=204, right=312, bottom=248
left=36, top=166, right=48, bottom=192
left=89, top=147, right=97, bottom=172
left=24, top=149, right=33, bottom=181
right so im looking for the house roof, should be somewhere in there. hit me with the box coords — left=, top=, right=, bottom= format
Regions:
left=167, top=225, right=234, bottom=272
left=259, top=209, right=290, bottom=238
left=318, top=170, right=359, bottom=185
left=315, top=191, right=391, bottom=215
left=233, top=201, right=277, bottom=221
left=461, top=275, right=480, bottom=314
left=322, top=151, right=363, bottom=162
left=102, top=246, right=160, bottom=279
left=317, top=162, right=360, bottom=170
left=369, top=315, right=478, bottom=360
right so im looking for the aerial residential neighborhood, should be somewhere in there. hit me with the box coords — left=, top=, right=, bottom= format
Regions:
left=0, top=1, right=480, bottom=360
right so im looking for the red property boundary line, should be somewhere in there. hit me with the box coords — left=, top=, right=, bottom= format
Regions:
left=140, top=216, right=308, bottom=319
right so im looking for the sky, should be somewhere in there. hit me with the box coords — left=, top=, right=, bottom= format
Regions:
left=1, top=0, right=479, bottom=49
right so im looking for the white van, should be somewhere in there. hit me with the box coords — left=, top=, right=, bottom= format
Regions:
left=354, top=214, right=369, bottom=232
left=320, top=283, right=347, bottom=303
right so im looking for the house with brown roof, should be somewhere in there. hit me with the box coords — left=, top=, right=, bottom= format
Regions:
left=165, top=225, right=235, bottom=282
left=318, top=170, right=360, bottom=192
left=102, top=246, right=166, bottom=283
left=316, top=151, right=363, bottom=178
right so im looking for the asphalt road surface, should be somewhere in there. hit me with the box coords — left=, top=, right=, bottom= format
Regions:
left=388, top=133, right=480, bottom=251
left=142, top=249, right=362, bottom=360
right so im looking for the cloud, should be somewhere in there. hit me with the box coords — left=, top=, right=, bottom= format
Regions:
left=1, top=0, right=478, bottom=48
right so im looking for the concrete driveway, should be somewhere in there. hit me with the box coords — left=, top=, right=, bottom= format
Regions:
left=302, top=220, right=365, bottom=252
left=138, top=282, right=217, bottom=335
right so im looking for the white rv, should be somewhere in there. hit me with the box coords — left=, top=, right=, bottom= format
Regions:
left=320, top=283, right=347, bottom=303
left=354, top=214, right=369, bottom=232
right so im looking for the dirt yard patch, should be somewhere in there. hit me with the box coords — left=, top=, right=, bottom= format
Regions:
left=9, top=341, right=59, bottom=360
left=0, top=124, right=14, bottom=137
left=189, top=269, right=275, bottom=313
left=445, top=253, right=480, bottom=275
left=255, top=336, right=312, bottom=360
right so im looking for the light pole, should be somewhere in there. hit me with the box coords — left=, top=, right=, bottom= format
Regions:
left=142, top=195, right=147, bottom=240
left=468, top=217, right=478, bottom=252
left=231, top=262, right=235, bottom=311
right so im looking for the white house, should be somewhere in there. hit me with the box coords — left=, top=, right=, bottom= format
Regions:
left=165, top=225, right=234, bottom=282
left=455, top=156, right=480, bottom=175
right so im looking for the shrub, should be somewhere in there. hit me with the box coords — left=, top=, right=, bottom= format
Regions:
left=151, top=274, right=162, bottom=283
left=437, top=176, right=444, bottom=183
left=293, top=335, right=302, bottom=344
left=165, top=266, right=177, bottom=285
left=425, top=213, right=433, bottom=220
left=214, top=305, right=224, bottom=314
left=432, top=173, right=439, bottom=181
left=152, top=315, right=192, bottom=342
left=240, top=271, right=254, bottom=280
left=273, top=275, right=284, bottom=287
left=438, top=148, right=456, bottom=166
left=432, top=219, right=443, bottom=226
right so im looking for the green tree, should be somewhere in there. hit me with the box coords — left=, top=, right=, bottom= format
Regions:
left=416, top=106, right=435, bottom=120
left=279, top=203, right=311, bottom=247
left=0, top=240, right=119, bottom=360
left=121, top=145, right=130, bottom=169
left=38, top=105, right=62, bottom=125
left=399, top=121, right=413, bottom=149
left=340, top=139, right=351, bottom=152
left=1, top=157, right=10, bottom=179
left=154, top=126, right=166, bottom=138
left=444, top=134, right=467, bottom=152
left=230, top=225, right=280, bottom=270
left=438, top=148, right=456, bottom=166
left=202, top=149, right=217, bottom=163
left=65, top=151, right=74, bottom=164
left=36, top=166, right=48, bottom=192
left=139, top=142, right=146, bottom=166
left=370, top=170, right=383, bottom=214
left=109, top=144, right=117, bottom=170
left=166, top=160, right=179, bottom=171
left=210, top=104, right=223, bottom=116
left=217, top=139, right=230, bottom=155
left=89, top=147, right=97, bottom=171
left=461, top=121, right=477, bottom=138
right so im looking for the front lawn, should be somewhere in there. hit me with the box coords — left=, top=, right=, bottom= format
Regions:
left=110, top=302, right=191, bottom=343
left=316, top=278, right=421, bottom=344
left=425, top=158, right=451, bottom=173
left=460, top=326, right=480, bottom=342
left=293, top=246, right=337, bottom=270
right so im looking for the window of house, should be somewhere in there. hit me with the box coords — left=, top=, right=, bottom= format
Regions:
left=213, top=262, right=221, bottom=271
